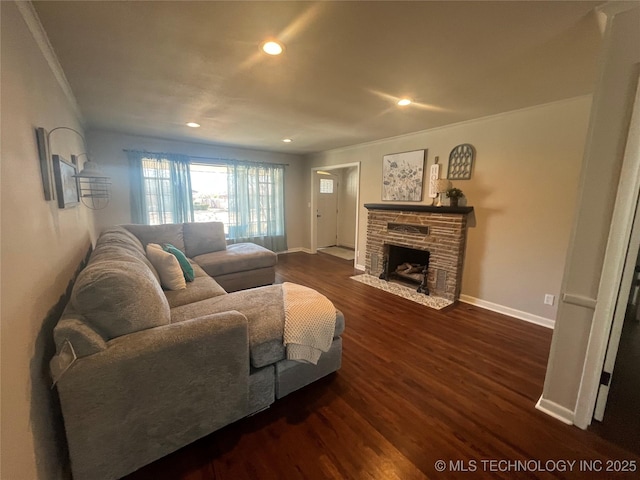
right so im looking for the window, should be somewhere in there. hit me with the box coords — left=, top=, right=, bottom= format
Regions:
left=129, top=150, right=287, bottom=251
left=320, top=178, right=334, bottom=194
left=127, top=151, right=193, bottom=225
left=142, top=158, right=174, bottom=224
left=189, top=162, right=286, bottom=241
left=210, top=162, right=286, bottom=252
left=190, top=163, right=229, bottom=232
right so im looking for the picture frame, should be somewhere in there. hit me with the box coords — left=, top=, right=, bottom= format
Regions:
left=382, top=149, right=426, bottom=201
left=35, top=127, right=54, bottom=201
left=52, top=155, right=79, bottom=208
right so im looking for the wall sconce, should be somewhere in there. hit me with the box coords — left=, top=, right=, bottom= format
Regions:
left=36, top=126, right=111, bottom=209
left=74, top=157, right=111, bottom=210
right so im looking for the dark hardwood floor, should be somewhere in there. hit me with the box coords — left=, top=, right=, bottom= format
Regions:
left=126, top=252, right=640, bottom=479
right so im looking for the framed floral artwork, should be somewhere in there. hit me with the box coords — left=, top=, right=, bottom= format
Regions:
left=382, top=149, right=426, bottom=201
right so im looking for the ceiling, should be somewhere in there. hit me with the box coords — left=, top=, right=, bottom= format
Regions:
left=33, top=1, right=604, bottom=154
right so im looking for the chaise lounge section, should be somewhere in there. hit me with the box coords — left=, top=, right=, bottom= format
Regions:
left=122, top=221, right=277, bottom=292
left=50, top=223, right=344, bottom=480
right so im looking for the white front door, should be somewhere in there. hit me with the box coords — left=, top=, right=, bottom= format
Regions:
left=316, top=172, right=338, bottom=248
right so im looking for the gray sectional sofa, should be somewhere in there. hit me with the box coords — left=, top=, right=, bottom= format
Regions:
left=122, top=221, right=277, bottom=293
left=50, top=223, right=344, bottom=480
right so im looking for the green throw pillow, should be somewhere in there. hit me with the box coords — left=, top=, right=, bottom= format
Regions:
left=163, top=244, right=195, bottom=282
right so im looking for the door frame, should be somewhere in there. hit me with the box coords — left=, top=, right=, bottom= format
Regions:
left=593, top=194, right=640, bottom=421
left=315, top=171, right=339, bottom=248
left=310, top=162, right=360, bottom=267
left=573, top=73, right=640, bottom=429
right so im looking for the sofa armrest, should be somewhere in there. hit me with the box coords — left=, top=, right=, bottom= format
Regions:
left=56, top=311, right=249, bottom=480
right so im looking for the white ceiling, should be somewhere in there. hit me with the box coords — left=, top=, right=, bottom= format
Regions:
left=33, top=1, right=604, bottom=154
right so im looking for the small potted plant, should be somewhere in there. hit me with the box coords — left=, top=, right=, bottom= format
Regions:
left=446, top=187, right=464, bottom=207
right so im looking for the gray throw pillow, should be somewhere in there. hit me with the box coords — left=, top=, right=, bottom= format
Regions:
left=71, top=260, right=170, bottom=340
left=183, top=221, right=227, bottom=257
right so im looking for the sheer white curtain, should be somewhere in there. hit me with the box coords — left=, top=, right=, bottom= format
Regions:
left=128, top=151, right=287, bottom=252
left=226, top=161, right=287, bottom=252
left=127, top=150, right=194, bottom=224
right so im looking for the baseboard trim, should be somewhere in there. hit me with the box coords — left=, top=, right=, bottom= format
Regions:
left=355, top=263, right=365, bottom=272
left=535, top=396, right=574, bottom=425
left=281, top=247, right=313, bottom=254
left=459, top=295, right=555, bottom=329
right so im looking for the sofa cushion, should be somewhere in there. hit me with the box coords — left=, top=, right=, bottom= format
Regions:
left=123, top=223, right=186, bottom=253
left=194, top=243, right=277, bottom=277
left=163, top=243, right=195, bottom=282
left=90, top=243, right=161, bottom=285
left=191, top=261, right=210, bottom=278
left=97, top=226, right=146, bottom=255
left=213, top=267, right=275, bottom=293
left=171, top=288, right=344, bottom=367
left=170, top=285, right=285, bottom=367
left=170, top=285, right=341, bottom=368
left=164, top=275, right=227, bottom=308
left=71, top=260, right=171, bottom=340
left=183, top=221, right=227, bottom=257
left=335, top=310, right=345, bottom=337
left=163, top=260, right=226, bottom=308
left=146, top=243, right=186, bottom=290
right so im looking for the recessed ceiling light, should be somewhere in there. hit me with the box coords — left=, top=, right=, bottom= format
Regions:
left=397, top=98, right=412, bottom=106
left=186, top=122, right=200, bottom=128
left=282, top=138, right=293, bottom=143
left=262, top=40, right=284, bottom=56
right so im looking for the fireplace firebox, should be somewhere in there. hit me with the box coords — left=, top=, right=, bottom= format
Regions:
left=379, top=244, right=430, bottom=294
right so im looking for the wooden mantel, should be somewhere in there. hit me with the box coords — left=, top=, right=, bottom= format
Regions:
left=364, top=204, right=473, bottom=214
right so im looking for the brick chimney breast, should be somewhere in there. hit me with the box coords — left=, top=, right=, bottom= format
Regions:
left=364, top=204, right=473, bottom=301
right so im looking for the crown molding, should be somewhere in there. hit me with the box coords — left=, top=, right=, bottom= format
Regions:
left=15, top=1, right=83, bottom=123
left=313, top=95, right=592, bottom=157
left=596, top=1, right=640, bottom=18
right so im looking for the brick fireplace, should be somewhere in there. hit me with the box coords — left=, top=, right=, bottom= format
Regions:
left=364, top=204, right=474, bottom=301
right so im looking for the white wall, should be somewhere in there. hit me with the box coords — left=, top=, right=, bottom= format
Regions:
left=86, top=130, right=307, bottom=249
left=306, top=96, right=592, bottom=321
left=1, top=2, right=97, bottom=478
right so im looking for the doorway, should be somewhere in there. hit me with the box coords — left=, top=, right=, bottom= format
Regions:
left=573, top=72, right=640, bottom=440
left=590, top=248, right=640, bottom=454
left=310, top=163, right=360, bottom=267
left=315, top=172, right=339, bottom=248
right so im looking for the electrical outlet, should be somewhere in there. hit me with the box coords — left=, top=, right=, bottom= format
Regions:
left=544, top=294, right=555, bottom=306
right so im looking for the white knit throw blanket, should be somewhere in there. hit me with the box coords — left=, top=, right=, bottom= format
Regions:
left=282, top=282, right=336, bottom=365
